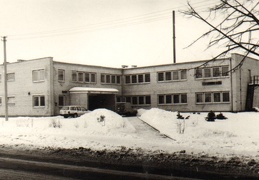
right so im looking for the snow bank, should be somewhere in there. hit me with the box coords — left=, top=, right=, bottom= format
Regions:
left=75, top=108, right=136, bottom=134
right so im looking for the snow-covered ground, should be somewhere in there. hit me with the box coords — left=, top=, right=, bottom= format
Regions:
left=0, top=108, right=258, bottom=160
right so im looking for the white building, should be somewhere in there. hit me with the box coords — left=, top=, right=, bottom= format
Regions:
left=0, top=53, right=258, bottom=116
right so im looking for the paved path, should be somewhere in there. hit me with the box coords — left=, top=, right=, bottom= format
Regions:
left=126, top=117, right=172, bottom=141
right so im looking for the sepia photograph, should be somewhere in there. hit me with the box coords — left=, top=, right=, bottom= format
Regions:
left=0, top=0, right=258, bottom=179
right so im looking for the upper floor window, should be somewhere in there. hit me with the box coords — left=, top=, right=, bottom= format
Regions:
left=32, top=69, right=44, bottom=82
left=158, top=69, right=187, bottom=82
left=72, top=71, right=96, bottom=83
left=101, top=74, right=121, bottom=84
left=7, top=73, right=15, bottom=82
left=125, top=73, right=150, bottom=84
left=58, top=69, right=65, bottom=81
left=195, top=66, right=229, bottom=79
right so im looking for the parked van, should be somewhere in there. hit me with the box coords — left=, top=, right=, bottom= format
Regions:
left=116, top=102, right=137, bottom=116
left=60, top=105, right=89, bottom=118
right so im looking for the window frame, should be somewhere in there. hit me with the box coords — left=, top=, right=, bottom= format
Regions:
left=58, top=69, right=65, bottom=82
left=32, top=69, right=44, bottom=82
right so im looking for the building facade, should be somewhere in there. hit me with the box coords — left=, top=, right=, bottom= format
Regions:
left=0, top=53, right=258, bottom=116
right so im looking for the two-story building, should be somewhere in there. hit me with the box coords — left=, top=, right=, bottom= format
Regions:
left=0, top=53, right=258, bottom=116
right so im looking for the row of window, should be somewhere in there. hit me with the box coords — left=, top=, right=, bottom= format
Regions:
left=125, top=74, right=151, bottom=84
left=116, top=91, right=230, bottom=105
left=158, top=94, right=187, bottom=104
left=158, top=70, right=187, bottom=82
left=195, top=66, right=229, bottom=79
left=196, top=92, right=230, bottom=103
left=71, top=71, right=96, bottom=83
left=0, top=95, right=45, bottom=107
left=117, top=96, right=151, bottom=105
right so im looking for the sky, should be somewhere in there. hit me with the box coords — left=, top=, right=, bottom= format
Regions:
left=0, top=0, right=224, bottom=68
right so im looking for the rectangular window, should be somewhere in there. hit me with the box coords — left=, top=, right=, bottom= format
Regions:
left=205, top=93, right=212, bottom=102
left=132, top=75, right=137, bottom=83
left=132, top=97, right=138, bottom=105
left=117, top=76, right=121, bottom=84
left=222, top=66, right=229, bottom=76
left=58, top=69, right=65, bottom=81
left=59, top=95, right=65, bottom=106
left=33, top=95, right=45, bottom=107
left=196, top=93, right=203, bottom=103
left=214, top=93, right=221, bottom=102
left=173, top=94, right=180, bottom=103
left=7, top=73, right=15, bottom=82
left=78, top=72, right=84, bottom=82
left=165, top=72, right=171, bottom=81
left=145, top=74, right=150, bottom=82
left=85, top=73, right=90, bottom=82
left=223, top=92, right=230, bottom=102
left=139, top=96, right=144, bottom=104
left=158, top=95, right=164, bottom=104
left=91, top=73, right=96, bottom=83
left=106, top=75, right=111, bottom=83
left=138, top=74, right=144, bottom=83
left=101, top=74, right=105, bottom=83
left=125, top=76, right=131, bottom=84
left=158, top=72, right=164, bottom=81
left=172, top=71, right=179, bottom=80
left=32, top=70, right=44, bottom=82
left=204, top=68, right=211, bottom=78
left=195, top=69, right=202, bottom=78
left=166, top=95, right=172, bottom=104
left=213, top=67, right=220, bottom=77
left=112, top=75, right=116, bottom=84
left=145, top=96, right=151, bottom=104
left=126, top=97, right=131, bottom=103
left=181, top=70, right=187, bottom=80
left=8, top=96, right=15, bottom=106
left=72, top=71, right=77, bottom=82
left=181, top=94, right=187, bottom=103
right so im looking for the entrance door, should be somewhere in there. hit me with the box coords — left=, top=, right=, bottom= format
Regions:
left=88, top=94, right=115, bottom=111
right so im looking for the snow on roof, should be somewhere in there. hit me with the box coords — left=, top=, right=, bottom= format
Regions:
left=69, top=87, right=119, bottom=94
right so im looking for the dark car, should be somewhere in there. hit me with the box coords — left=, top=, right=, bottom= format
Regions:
left=116, top=102, right=137, bottom=116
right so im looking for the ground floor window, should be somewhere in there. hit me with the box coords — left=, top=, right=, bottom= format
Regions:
left=117, top=95, right=151, bottom=105
left=196, top=91, right=230, bottom=104
left=158, top=93, right=187, bottom=105
left=59, top=95, right=66, bottom=106
left=33, top=95, right=45, bottom=107
left=8, top=96, right=15, bottom=106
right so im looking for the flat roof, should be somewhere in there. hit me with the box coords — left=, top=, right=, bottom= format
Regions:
left=69, top=87, right=119, bottom=94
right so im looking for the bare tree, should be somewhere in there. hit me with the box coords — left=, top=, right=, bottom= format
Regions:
left=181, top=0, right=259, bottom=70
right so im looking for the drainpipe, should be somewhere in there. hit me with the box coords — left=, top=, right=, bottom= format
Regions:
left=230, top=58, right=234, bottom=112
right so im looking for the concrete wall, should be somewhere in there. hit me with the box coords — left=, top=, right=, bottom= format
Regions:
left=0, top=57, right=53, bottom=116
left=52, top=62, right=122, bottom=115
left=123, top=59, right=232, bottom=112
left=230, top=54, right=259, bottom=111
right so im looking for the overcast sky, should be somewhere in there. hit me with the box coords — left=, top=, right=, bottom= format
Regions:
left=0, top=0, right=223, bottom=68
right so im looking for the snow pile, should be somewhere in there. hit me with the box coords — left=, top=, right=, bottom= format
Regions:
left=75, top=108, right=136, bottom=134
left=140, top=108, right=179, bottom=137
left=140, top=108, right=259, bottom=157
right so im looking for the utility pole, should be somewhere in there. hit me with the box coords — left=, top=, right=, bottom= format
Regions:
left=2, top=36, right=8, bottom=121
left=172, top=11, right=176, bottom=64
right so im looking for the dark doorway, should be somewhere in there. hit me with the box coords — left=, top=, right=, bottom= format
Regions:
left=88, top=94, right=116, bottom=111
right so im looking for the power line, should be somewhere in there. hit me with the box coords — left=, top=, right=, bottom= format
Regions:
left=8, top=0, right=219, bottom=40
